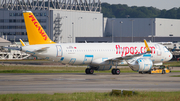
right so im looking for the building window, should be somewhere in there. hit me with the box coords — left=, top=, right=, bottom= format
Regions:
left=9, top=13, right=23, bottom=16
left=44, top=13, right=46, bottom=16
left=9, top=19, right=12, bottom=23
left=3, top=32, right=10, bottom=35
left=21, top=26, right=26, bottom=29
left=35, top=13, right=38, bottom=16
left=16, top=19, right=21, bottom=23
left=10, top=32, right=15, bottom=35
left=16, top=32, right=22, bottom=35
left=0, top=26, right=26, bottom=29
left=4, top=19, right=9, bottom=23
left=9, top=13, right=13, bottom=16
left=41, top=19, right=46, bottom=23
left=42, top=26, right=46, bottom=29
left=0, top=19, right=3, bottom=22
left=13, top=13, right=16, bottom=16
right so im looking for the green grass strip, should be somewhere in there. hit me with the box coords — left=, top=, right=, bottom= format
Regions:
left=0, top=91, right=180, bottom=101
left=0, top=70, right=136, bottom=73
left=170, top=75, right=180, bottom=77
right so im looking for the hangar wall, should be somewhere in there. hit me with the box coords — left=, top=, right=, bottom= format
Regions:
left=155, top=18, right=180, bottom=37
left=104, top=18, right=180, bottom=41
left=51, top=10, right=103, bottom=43
left=104, top=18, right=155, bottom=38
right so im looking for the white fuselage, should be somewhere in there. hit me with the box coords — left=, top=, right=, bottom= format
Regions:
left=22, top=42, right=172, bottom=66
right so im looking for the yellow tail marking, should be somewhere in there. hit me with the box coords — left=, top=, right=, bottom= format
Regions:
left=23, top=11, right=55, bottom=45
left=144, top=39, right=151, bottom=52
left=19, top=39, right=25, bottom=46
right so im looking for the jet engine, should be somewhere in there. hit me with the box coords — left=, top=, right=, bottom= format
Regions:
left=128, top=58, right=153, bottom=72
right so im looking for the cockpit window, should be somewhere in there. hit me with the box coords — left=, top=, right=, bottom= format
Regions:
left=163, top=46, right=169, bottom=52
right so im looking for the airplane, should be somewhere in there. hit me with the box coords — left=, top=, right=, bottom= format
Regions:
left=14, top=11, right=173, bottom=75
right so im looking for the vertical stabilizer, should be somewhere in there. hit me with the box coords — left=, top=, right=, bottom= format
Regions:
left=23, top=11, right=55, bottom=45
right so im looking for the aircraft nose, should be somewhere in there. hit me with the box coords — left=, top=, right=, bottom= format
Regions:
left=169, top=52, right=173, bottom=60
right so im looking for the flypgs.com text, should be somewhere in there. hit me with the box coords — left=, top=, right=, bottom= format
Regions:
left=116, top=45, right=155, bottom=56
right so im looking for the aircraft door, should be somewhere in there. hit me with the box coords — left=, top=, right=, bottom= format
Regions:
left=155, top=44, right=162, bottom=56
left=56, top=45, right=63, bottom=57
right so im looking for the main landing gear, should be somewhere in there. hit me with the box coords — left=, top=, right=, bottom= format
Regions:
left=111, top=69, right=120, bottom=75
left=85, top=68, right=94, bottom=74
left=111, top=61, right=120, bottom=75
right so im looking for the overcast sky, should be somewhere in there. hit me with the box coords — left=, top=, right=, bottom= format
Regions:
left=101, top=0, right=180, bottom=10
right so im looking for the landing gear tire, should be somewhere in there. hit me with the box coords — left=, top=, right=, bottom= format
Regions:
left=111, top=69, right=120, bottom=75
left=85, top=68, right=94, bottom=74
left=111, top=69, right=116, bottom=74
left=162, top=70, right=166, bottom=74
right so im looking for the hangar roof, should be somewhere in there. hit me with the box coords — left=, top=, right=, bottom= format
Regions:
left=0, top=37, right=11, bottom=46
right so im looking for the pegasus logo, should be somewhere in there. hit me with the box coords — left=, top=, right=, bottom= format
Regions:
left=29, top=13, right=47, bottom=40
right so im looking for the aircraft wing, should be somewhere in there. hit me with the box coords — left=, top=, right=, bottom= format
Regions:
left=105, top=52, right=147, bottom=62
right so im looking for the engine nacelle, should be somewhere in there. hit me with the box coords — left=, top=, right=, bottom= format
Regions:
left=128, top=58, right=153, bottom=72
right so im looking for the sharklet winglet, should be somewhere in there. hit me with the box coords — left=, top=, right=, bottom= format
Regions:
left=19, top=39, right=25, bottom=46
left=144, top=39, right=151, bottom=53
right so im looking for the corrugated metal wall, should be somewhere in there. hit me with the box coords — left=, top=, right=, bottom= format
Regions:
left=155, top=18, right=180, bottom=37
left=104, top=18, right=180, bottom=40
left=52, top=10, right=103, bottom=43
left=105, top=18, right=155, bottom=38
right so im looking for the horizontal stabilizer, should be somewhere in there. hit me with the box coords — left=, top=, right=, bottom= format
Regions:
left=33, top=47, right=49, bottom=53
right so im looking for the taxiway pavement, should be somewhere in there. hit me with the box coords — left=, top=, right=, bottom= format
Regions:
left=0, top=72, right=180, bottom=94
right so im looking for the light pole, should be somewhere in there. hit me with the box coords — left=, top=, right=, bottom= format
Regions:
left=151, top=19, right=154, bottom=42
left=131, top=20, right=134, bottom=42
left=111, top=19, right=114, bottom=42
left=120, top=21, right=123, bottom=42
left=71, top=17, right=83, bottom=43
left=72, top=22, right=74, bottom=43
left=68, top=35, right=72, bottom=43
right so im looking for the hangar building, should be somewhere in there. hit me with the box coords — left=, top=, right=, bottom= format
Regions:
left=104, top=18, right=180, bottom=38
left=0, top=0, right=102, bottom=43
left=77, top=18, right=180, bottom=43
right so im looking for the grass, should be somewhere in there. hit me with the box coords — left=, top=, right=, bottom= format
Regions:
left=0, top=65, right=136, bottom=73
left=0, top=61, right=180, bottom=74
left=170, top=75, right=180, bottom=77
left=0, top=91, right=180, bottom=101
left=164, top=61, right=180, bottom=67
